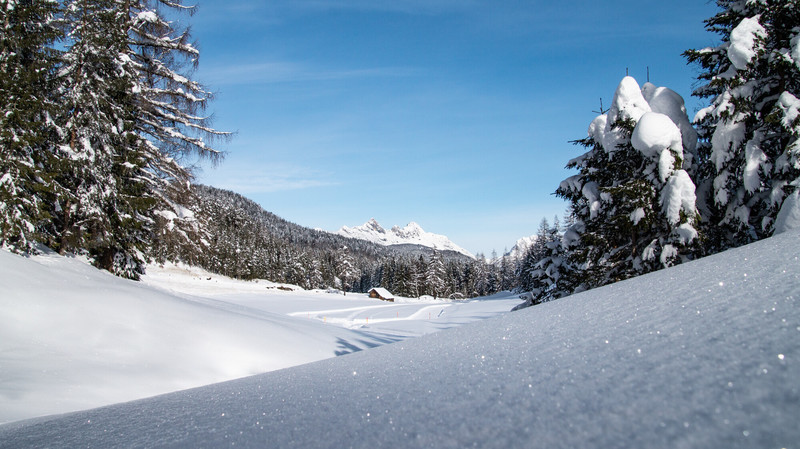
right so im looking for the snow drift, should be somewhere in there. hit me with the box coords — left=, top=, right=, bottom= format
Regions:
left=2, top=230, right=798, bottom=448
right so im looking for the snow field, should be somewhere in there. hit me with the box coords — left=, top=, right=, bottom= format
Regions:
left=0, top=253, right=519, bottom=424
left=2, top=229, right=798, bottom=448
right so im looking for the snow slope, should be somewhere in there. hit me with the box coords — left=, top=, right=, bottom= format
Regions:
left=336, top=218, right=474, bottom=258
left=2, top=230, right=798, bottom=448
left=0, top=252, right=518, bottom=424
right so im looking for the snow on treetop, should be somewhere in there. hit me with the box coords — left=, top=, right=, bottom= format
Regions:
left=135, top=11, right=159, bottom=24
left=641, top=82, right=698, bottom=156
left=631, top=112, right=683, bottom=161
left=777, top=92, right=800, bottom=130
left=581, top=75, right=700, bottom=245
left=728, top=15, right=766, bottom=70
left=588, top=114, right=609, bottom=149
left=607, top=76, right=651, bottom=125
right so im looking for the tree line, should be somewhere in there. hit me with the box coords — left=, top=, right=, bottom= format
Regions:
left=157, top=184, right=523, bottom=299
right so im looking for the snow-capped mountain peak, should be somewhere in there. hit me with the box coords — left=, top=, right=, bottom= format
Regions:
left=504, top=235, right=537, bottom=261
left=363, top=218, right=386, bottom=234
left=391, top=221, right=424, bottom=240
left=337, top=219, right=473, bottom=258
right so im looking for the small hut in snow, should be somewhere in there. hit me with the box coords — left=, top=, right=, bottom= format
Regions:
left=368, top=288, right=395, bottom=302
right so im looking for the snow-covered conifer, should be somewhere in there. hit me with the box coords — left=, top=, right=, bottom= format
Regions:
left=0, top=0, right=63, bottom=251
left=528, top=221, right=576, bottom=304
left=425, top=250, right=447, bottom=299
left=57, top=0, right=156, bottom=278
left=557, top=76, right=701, bottom=289
left=515, top=218, right=548, bottom=293
left=471, top=254, right=489, bottom=297
left=126, top=0, right=230, bottom=272
left=336, top=246, right=358, bottom=294
left=51, top=0, right=229, bottom=277
left=685, top=0, right=800, bottom=247
left=126, top=0, right=228, bottom=171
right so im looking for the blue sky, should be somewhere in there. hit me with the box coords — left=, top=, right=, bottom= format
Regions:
left=186, top=0, right=720, bottom=256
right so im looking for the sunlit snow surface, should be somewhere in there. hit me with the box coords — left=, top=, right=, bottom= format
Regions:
left=0, top=252, right=518, bottom=424
left=2, top=230, right=799, bottom=448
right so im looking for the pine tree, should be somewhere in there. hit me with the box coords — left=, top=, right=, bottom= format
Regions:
left=125, top=0, right=229, bottom=271
left=425, top=250, right=447, bottom=299
left=557, top=76, right=701, bottom=290
left=51, top=0, right=228, bottom=277
left=58, top=0, right=155, bottom=277
left=308, top=257, right=324, bottom=290
left=515, top=218, right=549, bottom=293
left=472, top=253, right=489, bottom=297
left=498, top=252, right=514, bottom=291
left=336, top=245, right=358, bottom=294
left=126, top=0, right=227, bottom=177
left=528, top=220, right=576, bottom=304
left=0, top=0, right=63, bottom=251
left=685, top=0, right=800, bottom=246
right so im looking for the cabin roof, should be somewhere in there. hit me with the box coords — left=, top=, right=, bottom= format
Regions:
left=369, top=287, right=394, bottom=298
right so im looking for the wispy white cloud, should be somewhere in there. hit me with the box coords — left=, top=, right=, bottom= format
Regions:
left=199, top=163, right=338, bottom=194
left=201, top=62, right=421, bottom=87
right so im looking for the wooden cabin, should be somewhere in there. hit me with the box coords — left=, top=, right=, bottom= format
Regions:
left=368, top=287, right=395, bottom=302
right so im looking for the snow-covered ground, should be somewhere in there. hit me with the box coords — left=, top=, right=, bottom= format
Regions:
left=1, top=229, right=798, bottom=448
left=0, top=252, right=519, bottom=424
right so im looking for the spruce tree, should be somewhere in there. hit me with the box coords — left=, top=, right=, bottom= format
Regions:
left=515, top=218, right=549, bottom=294
left=52, top=0, right=228, bottom=277
left=58, top=0, right=154, bottom=277
left=425, top=250, right=447, bottom=299
left=685, top=0, right=800, bottom=246
left=557, top=76, right=701, bottom=290
left=0, top=0, right=63, bottom=251
left=528, top=220, right=576, bottom=304
left=336, top=245, right=358, bottom=294
left=126, top=0, right=229, bottom=270
left=126, top=0, right=228, bottom=185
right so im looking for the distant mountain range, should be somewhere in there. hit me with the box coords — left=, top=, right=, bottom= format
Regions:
left=336, top=219, right=474, bottom=259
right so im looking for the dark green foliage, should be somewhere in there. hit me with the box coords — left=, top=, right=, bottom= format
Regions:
left=1, top=0, right=227, bottom=278
left=0, top=0, right=63, bottom=251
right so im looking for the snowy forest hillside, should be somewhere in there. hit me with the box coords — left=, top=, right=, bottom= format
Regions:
left=2, top=227, right=797, bottom=448
left=163, top=185, right=515, bottom=299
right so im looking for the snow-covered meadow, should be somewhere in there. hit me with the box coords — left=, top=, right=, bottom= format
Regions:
left=2, top=230, right=798, bottom=447
left=0, top=251, right=519, bottom=424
